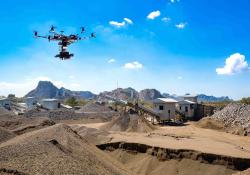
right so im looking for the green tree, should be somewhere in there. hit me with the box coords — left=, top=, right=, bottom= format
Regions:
left=240, top=97, right=250, bottom=105
left=65, top=97, right=78, bottom=107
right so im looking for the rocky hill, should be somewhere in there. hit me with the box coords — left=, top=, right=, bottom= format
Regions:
left=197, top=94, right=231, bottom=102
left=98, top=87, right=139, bottom=101
left=139, top=89, right=163, bottom=101
left=25, top=81, right=96, bottom=99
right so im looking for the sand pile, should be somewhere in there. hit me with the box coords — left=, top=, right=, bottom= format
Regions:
left=101, top=112, right=155, bottom=133
left=71, top=125, right=110, bottom=145
left=0, top=107, right=15, bottom=117
left=0, top=124, right=133, bottom=175
left=0, top=116, right=55, bottom=135
left=198, top=103, right=250, bottom=136
left=105, top=149, right=237, bottom=175
left=0, top=127, right=15, bottom=143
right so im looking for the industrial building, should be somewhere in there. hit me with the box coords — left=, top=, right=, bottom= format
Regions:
left=40, top=99, right=61, bottom=110
left=0, top=97, right=11, bottom=110
left=25, top=97, right=38, bottom=109
left=153, top=98, right=178, bottom=121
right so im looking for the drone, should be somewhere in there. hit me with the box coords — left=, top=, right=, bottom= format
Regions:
left=34, top=25, right=95, bottom=60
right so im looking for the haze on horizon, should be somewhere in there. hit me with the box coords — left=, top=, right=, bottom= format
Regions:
left=0, top=0, right=250, bottom=100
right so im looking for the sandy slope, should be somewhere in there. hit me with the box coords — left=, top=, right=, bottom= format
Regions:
left=105, top=149, right=237, bottom=175
left=83, top=122, right=250, bottom=159
left=0, top=124, right=134, bottom=175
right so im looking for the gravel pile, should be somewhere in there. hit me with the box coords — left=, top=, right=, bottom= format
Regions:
left=0, top=127, right=15, bottom=143
left=0, top=124, right=133, bottom=175
left=101, top=112, right=155, bottom=133
left=209, top=103, right=250, bottom=136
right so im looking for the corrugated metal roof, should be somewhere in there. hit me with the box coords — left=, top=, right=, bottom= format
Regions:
left=178, top=100, right=196, bottom=104
left=183, top=94, right=198, bottom=98
left=153, top=98, right=178, bottom=103
left=41, top=99, right=59, bottom=102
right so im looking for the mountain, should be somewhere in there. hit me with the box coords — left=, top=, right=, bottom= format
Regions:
left=98, top=88, right=162, bottom=101
left=26, top=81, right=58, bottom=99
left=139, top=89, right=163, bottom=101
left=25, top=81, right=96, bottom=99
left=197, top=94, right=231, bottom=102
left=98, top=87, right=139, bottom=101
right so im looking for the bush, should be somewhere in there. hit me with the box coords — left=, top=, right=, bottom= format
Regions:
left=65, top=97, right=78, bottom=107
left=240, top=97, right=250, bottom=105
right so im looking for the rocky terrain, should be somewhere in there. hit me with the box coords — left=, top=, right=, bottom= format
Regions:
left=139, top=89, right=163, bottom=101
left=0, top=124, right=133, bottom=175
left=198, top=103, right=250, bottom=136
left=25, top=81, right=96, bottom=99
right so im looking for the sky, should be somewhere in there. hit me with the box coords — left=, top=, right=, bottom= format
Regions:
left=0, top=0, right=250, bottom=100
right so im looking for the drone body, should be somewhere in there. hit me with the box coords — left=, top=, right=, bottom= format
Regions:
left=34, top=26, right=95, bottom=60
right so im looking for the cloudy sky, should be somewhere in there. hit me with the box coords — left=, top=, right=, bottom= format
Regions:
left=0, top=0, right=250, bottom=99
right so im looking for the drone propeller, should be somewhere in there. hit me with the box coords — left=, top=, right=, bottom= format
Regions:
left=80, top=27, right=85, bottom=33
left=33, top=31, right=38, bottom=37
left=50, top=25, right=56, bottom=33
left=90, top=32, right=96, bottom=38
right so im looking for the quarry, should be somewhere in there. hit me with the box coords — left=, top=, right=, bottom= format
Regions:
left=0, top=81, right=249, bottom=175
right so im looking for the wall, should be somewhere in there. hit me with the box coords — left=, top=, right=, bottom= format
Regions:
left=154, top=102, right=176, bottom=121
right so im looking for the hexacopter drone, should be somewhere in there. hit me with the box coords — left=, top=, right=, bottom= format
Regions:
left=34, top=25, right=95, bottom=60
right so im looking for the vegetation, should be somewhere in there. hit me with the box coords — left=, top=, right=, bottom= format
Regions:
left=65, top=97, right=88, bottom=107
left=240, top=97, right=250, bottom=105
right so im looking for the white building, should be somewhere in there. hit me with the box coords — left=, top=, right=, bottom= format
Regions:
left=153, top=98, right=178, bottom=121
left=25, top=97, right=38, bottom=109
left=183, top=94, right=198, bottom=103
left=40, top=99, right=61, bottom=110
left=0, top=97, right=11, bottom=109
left=176, top=100, right=196, bottom=118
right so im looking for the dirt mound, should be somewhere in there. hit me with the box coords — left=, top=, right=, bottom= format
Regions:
left=0, top=124, right=133, bottom=175
left=0, top=116, right=55, bottom=135
left=0, top=108, right=15, bottom=117
left=79, top=102, right=113, bottom=113
left=196, top=118, right=225, bottom=131
left=198, top=103, right=250, bottom=136
left=71, top=125, right=110, bottom=145
left=0, top=127, right=15, bottom=143
left=101, top=112, right=155, bottom=133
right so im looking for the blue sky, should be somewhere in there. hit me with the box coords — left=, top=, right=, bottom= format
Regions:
left=0, top=0, right=250, bottom=99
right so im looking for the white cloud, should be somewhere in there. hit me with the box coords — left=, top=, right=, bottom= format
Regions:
left=162, top=17, right=171, bottom=22
left=124, top=61, right=143, bottom=70
left=108, top=58, right=116, bottom=63
left=170, top=0, right=180, bottom=3
left=147, top=10, right=161, bottom=20
left=109, top=18, right=133, bottom=28
left=216, top=53, right=249, bottom=75
left=177, top=76, right=183, bottom=80
left=109, top=21, right=126, bottom=28
left=175, top=22, right=187, bottom=29
left=124, top=18, right=133, bottom=24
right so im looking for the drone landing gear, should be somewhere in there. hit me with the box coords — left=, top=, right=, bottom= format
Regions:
left=55, top=52, right=74, bottom=60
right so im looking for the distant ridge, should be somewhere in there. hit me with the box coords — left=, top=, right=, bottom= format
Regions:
left=24, top=81, right=232, bottom=102
left=25, top=81, right=96, bottom=99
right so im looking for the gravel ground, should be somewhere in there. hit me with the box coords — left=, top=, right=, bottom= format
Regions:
left=199, top=103, right=250, bottom=136
left=0, top=124, right=133, bottom=175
